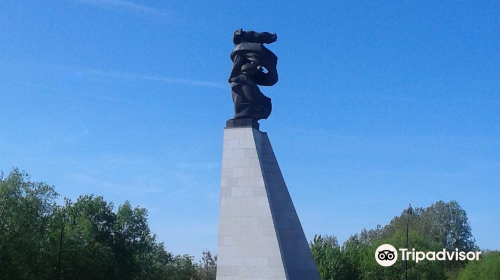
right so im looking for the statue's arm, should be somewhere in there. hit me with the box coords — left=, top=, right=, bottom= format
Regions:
left=253, top=67, right=278, bottom=86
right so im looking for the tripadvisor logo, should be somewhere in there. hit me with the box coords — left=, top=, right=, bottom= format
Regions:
left=375, top=244, right=398, bottom=267
left=375, top=244, right=481, bottom=267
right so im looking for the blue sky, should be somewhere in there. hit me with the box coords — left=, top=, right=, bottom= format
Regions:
left=1, top=0, right=499, bottom=257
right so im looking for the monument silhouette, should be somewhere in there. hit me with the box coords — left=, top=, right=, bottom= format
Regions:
left=216, top=29, right=321, bottom=280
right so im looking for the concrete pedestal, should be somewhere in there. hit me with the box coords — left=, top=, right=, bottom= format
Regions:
left=216, top=127, right=321, bottom=280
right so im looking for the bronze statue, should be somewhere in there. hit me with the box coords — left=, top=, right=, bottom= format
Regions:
left=229, top=29, right=278, bottom=122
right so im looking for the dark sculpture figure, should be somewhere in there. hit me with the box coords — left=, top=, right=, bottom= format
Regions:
left=229, top=29, right=278, bottom=122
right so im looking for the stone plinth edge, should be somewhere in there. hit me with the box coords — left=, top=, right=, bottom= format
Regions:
left=226, top=118, right=260, bottom=130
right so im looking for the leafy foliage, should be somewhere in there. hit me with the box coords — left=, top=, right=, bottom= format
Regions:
left=311, top=235, right=346, bottom=280
left=312, top=201, right=480, bottom=280
left=0, top=169, right=215, bottom=280
left=458, top=251, right=500, bottom=280
left=197, top=250, right=217, bottom=280
left=0, top=168, right=59, bottom=280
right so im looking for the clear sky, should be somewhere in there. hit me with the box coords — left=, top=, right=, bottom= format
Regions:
left=1, top=0, right=499, bottom=257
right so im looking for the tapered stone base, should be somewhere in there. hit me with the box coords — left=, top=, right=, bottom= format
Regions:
left=216, top=127, right=321, bottom=280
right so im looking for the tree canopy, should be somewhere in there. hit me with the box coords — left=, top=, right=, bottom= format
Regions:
left=0, top=168, right=215, bottom=280
left=311, top=200, right=488, bottom=280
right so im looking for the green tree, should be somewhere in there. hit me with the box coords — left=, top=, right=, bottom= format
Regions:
left=0, top=168, right=200, bottom=280
left=458, top=251, right=500, bottom=280
left=383, top=201, right=477, bottom=271
left=312, top=200, right=476, bottom=279
left=197, top=250, right=217, bottom=280
left=383, top=201, right=476, bottom=254
left=0, top=169, right=59, bottom=280
left=58, top=195, right=117, bottom=280
left=420, top=201, right=476, bottom=253
left=166, top=254, right=198, bottom=280
left=310, top=235, right=348, bottom=280
left=341, top=234, right=365, bottom=279
left=59, top=195, right=175, bottom=280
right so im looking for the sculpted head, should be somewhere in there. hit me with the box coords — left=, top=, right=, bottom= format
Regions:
left=233, top=28, right=277, bottom=46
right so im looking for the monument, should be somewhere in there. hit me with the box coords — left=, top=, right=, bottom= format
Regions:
left=216, top=29, right=321, bottom=280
